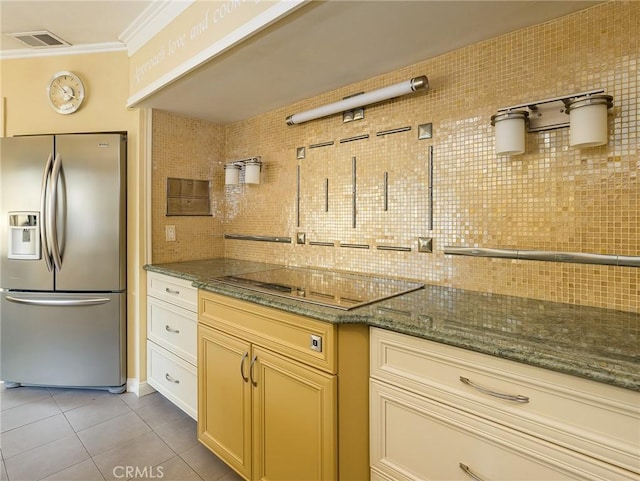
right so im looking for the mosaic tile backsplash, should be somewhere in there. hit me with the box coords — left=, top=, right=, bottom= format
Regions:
left=152, top=1, right=639, bottom=313
left=151, top=112, right=225, bottom=263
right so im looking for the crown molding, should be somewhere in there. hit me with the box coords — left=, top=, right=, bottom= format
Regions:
left=0, top=1, right=193, bottom=59
left=119, top=0, right=195, bottom=56
left=0, top=42, right=127, bottom=60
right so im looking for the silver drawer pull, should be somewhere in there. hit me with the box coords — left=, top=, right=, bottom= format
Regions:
left=459, top=463, right=485, bottom=481
left=240, top=352, right=249, bottom=382
left=165, top=287, right=180, bottom=295
left=459, top=376, right=530, bottom=403
left=249, top=354, right=258, bottom=387
left=165, top=373, right=180, bottom=384
left=165, top=325, right=180, bottom=334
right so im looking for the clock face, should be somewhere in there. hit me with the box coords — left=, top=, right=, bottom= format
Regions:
left=47, top=71, right=85, bottom=114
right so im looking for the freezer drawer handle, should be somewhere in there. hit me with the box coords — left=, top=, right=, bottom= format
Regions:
left=5, top=296, right=111, bottom=307
left=165, top=373, right=180, bottom=384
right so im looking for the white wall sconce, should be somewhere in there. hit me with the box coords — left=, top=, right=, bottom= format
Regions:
left=224, top=163, right=241, bottom=185
left=490, top=110, right=529, bottom=155
left=343, top=106, right=364, bottom=123
left=224, top=156, right=262, bottom=185
left=565, top=94, right=613, bottom=148
left=286, top=75, right=429, bottom=125
left=244, top=158, right=262, bottom=184
left=342, top=92, right=365, bottom=123
left=490, top=89, right=614, bottom=155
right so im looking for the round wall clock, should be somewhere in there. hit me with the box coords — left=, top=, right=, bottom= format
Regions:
left=47, top=71, right=86, bottom=114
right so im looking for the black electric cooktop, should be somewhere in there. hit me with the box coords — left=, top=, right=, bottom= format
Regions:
left=215, top=267, right=423, bottom=310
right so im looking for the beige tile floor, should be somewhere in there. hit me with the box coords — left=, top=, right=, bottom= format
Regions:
left=0, top=384, right=243, bottom=481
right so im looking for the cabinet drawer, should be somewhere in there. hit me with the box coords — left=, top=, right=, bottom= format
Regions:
left=370, top=327, right=640, bottom=474
left=147, top=297, right=197, bottom=365
left=147, top=272, right=197, bottom=311
left=370, top=380, right=637, bottom=481
left=199, top=291, right=337, bottom=374
left=147, top=341, right=197, bottom=420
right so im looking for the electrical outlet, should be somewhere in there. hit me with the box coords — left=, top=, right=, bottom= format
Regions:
left=165, top=225, right=176, bottom=242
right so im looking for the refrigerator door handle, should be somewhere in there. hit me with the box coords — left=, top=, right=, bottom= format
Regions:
left=5, top=296, right=111, bottom=307
left=40, top=153, right=54, bottom=272
left=48, top=153, right=63, bottom=272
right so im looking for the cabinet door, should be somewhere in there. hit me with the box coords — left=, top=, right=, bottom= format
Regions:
left=198, top=325, right=252, bottom=480
left=252, top=347, right=337, bottom=481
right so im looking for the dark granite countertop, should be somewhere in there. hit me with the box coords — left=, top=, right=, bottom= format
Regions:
left=145, top=259, right=640, bottom=392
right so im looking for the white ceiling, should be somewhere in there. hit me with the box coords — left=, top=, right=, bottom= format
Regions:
left=1, top=1, right=601, bottom=124
left=0, top=1, right=154, bottom=51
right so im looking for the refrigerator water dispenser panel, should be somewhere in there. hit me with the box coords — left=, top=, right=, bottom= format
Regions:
left=8, top=212, right=40, bottom=260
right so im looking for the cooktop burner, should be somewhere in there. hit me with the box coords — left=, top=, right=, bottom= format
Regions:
left=215, top=267, right=423, bottom=310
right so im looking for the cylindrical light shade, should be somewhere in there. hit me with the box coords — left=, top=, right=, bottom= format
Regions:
left=224, top=164, right=241, bottom=185
left=565, top=94, right=613, bottom=148
left=286, top=75, right=428, bottom=125
left=490, top=110, right=529, bottom=155
left=244, top=159, right=262, bottom=184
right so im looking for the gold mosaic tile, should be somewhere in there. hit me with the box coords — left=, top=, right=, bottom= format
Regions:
left=152, top=1, right=639, bottom=313
left=151, top=110, right=226, bottom=263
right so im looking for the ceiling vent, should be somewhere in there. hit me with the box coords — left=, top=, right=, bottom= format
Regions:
left=6, top=30, right=70, bottom=48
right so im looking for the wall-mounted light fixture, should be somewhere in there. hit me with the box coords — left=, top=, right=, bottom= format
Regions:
left=286, top=75, right=429, bottom=125
left=565, top=94, right=613, bottom=148
left=224, top=163, right=241, bottom=185
left=490, top=89, right=613, bottom=155
left=224, top=156, right=263, bottom=185
left=490, top=110, right=529, bottom=155
left=342, top=92, right=365, bottom=123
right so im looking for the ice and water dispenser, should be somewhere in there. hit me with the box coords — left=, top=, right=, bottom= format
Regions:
left=8, top=212, right=40, bottom=260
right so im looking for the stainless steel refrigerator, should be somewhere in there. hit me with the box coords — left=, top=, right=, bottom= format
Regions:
left=0, top=133, right=127, bottom=393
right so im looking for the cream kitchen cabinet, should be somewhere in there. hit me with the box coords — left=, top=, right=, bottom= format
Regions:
left=146, top=272, right=198, bottom=419
left=370, top=327, right=640, bottom=481
left=198, top=290, right=369, bottom=481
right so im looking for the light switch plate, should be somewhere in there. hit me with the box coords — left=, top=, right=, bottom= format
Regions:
left=166, top=225, right=176, bottom=242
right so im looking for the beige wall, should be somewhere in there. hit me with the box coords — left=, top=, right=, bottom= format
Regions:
left=153, top=1, right=638, bottom=313
left=1, top=52, right=134, bottom=136
left=0, top=51, right=146, bottom=382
